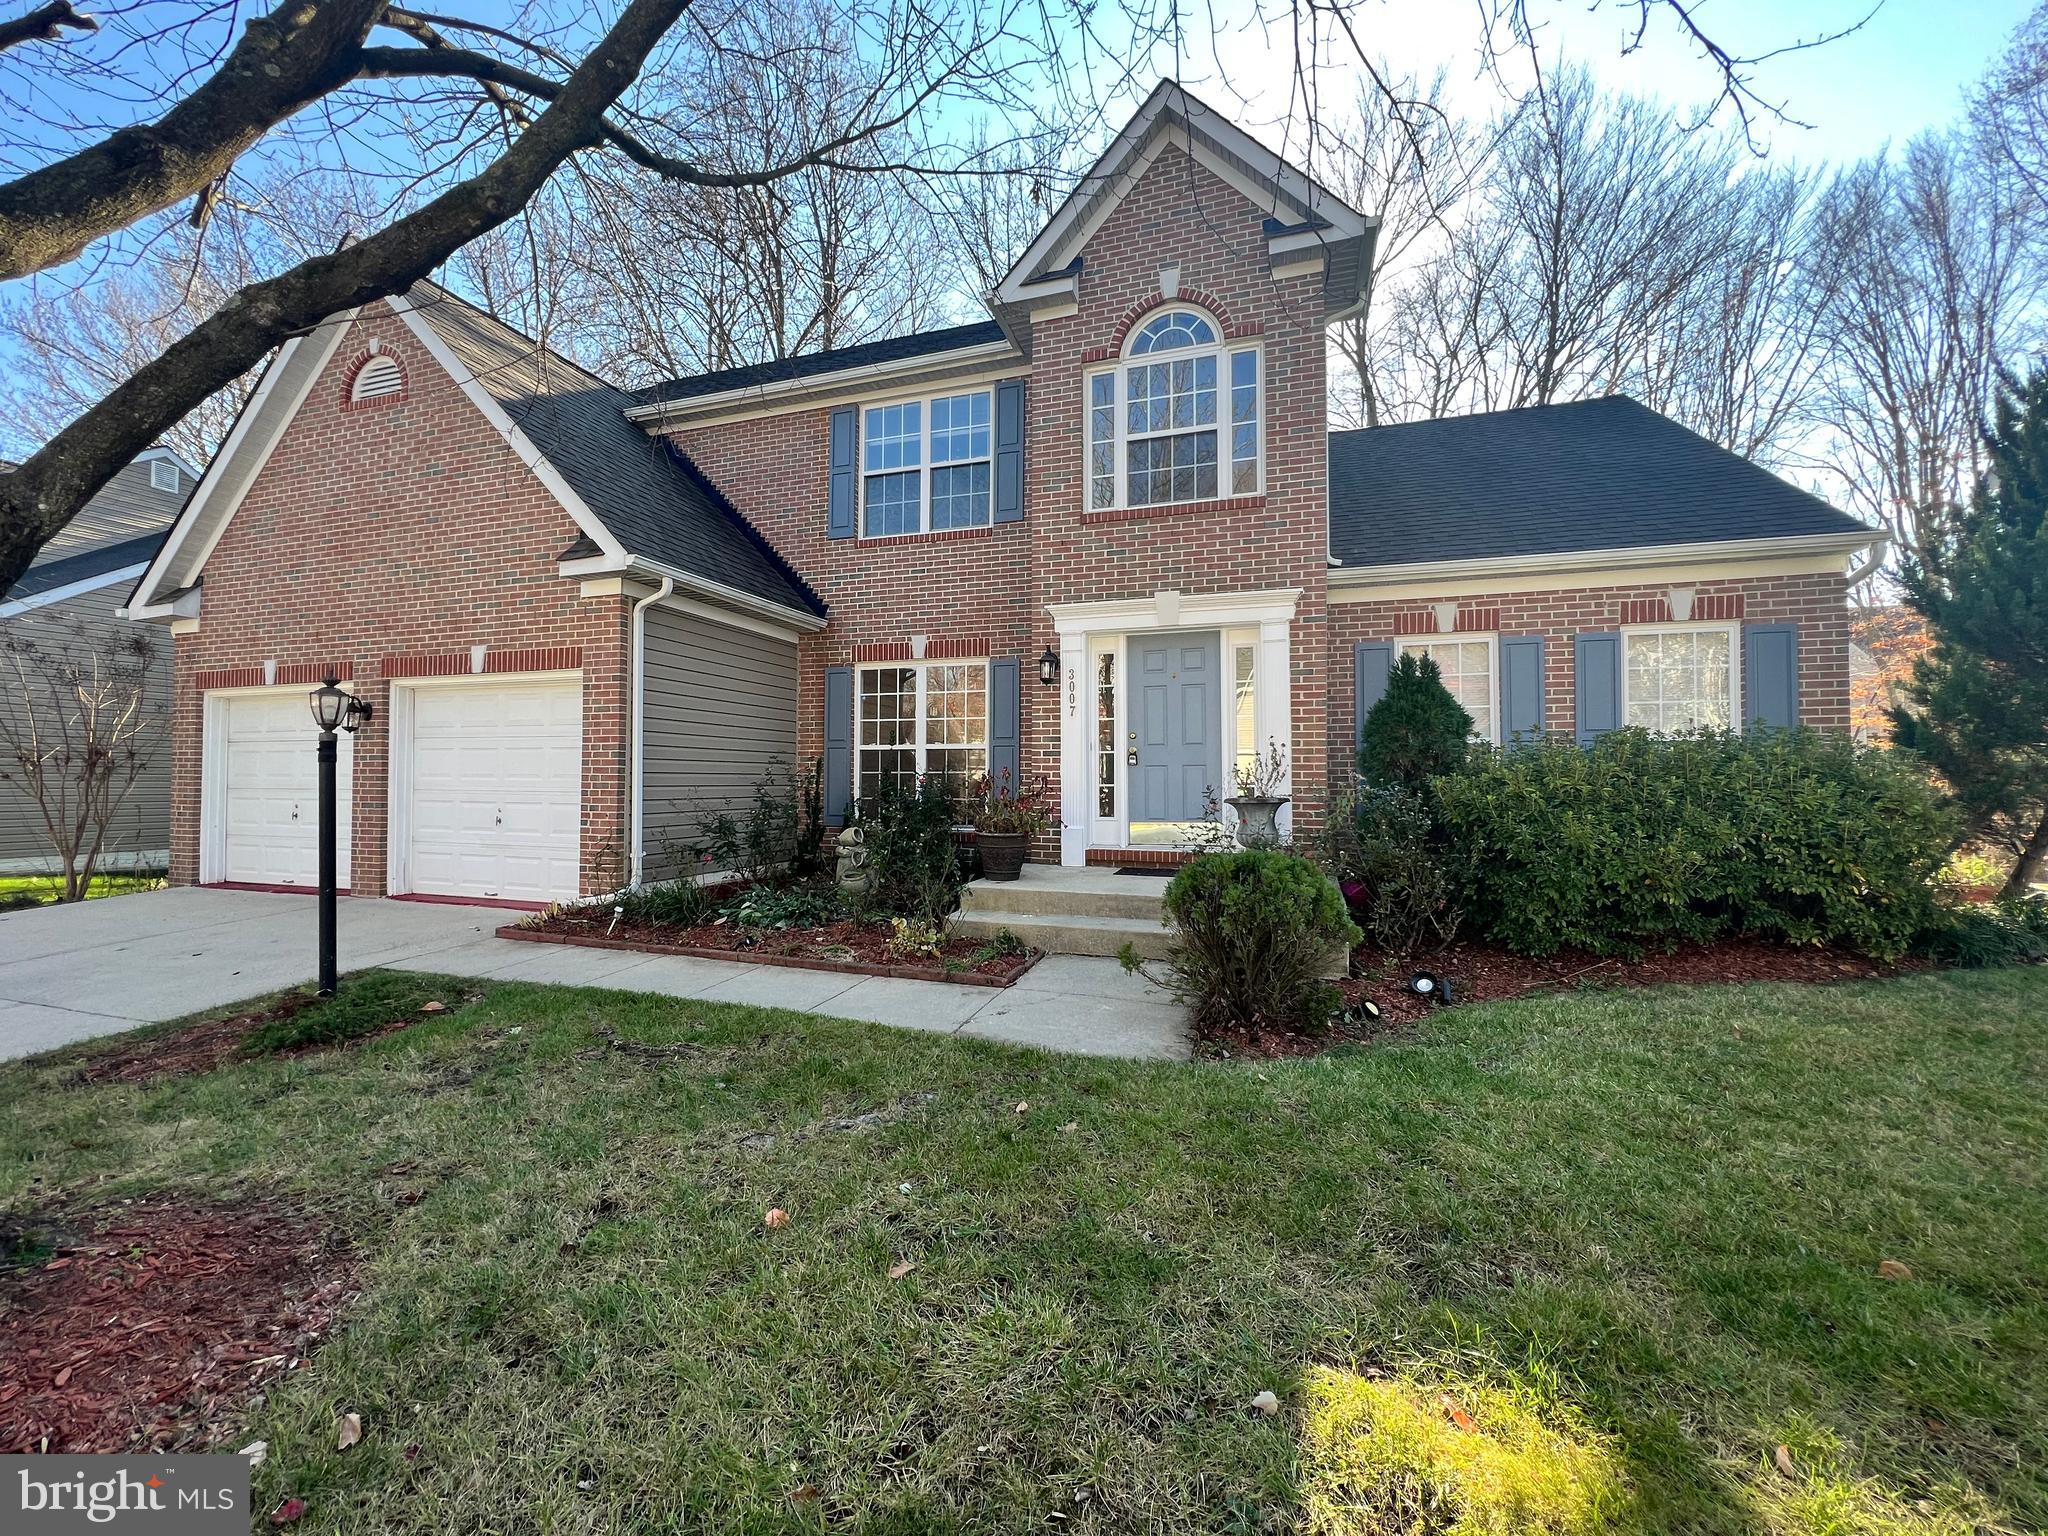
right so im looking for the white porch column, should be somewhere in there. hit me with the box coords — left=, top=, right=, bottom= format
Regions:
left=1058, top=632, right=1090, bottom=865
left=1257, top=616, right=1294, bottom=839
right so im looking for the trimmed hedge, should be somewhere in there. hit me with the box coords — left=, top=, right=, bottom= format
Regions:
left=1431, top=729, right=1957, bottom=960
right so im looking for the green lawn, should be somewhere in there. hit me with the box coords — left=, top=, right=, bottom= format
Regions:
left=0, top=869, right=166, bottom=905
left=2, top=967, right=2044, bottom=1533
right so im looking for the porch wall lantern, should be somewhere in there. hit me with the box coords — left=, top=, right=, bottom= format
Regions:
left=307, top=676, right=373, bottom=997
left=1037, top=646, right=1061, bottom=687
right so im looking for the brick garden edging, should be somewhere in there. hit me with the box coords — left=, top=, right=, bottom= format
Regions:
left=494, top=924, right=1038, bottom=988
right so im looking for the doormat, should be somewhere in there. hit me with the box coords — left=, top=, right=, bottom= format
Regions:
left=1114, top=867, right=1177, bottom=877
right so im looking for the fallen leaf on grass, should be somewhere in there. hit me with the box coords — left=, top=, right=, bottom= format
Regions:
left=790, top=1484, right=820, bottom=1503
left=1878, top=1259, right=1914, bottom=1281
left=239, top=1441, right=267, bottom=1468
left=337, top=1411, right=361, bottom=1450
left=1774, top=1445, right=1798, bottom=1479
left=1059, top=1121, right=1079, bottom=1133
left=1014, top=1101, right=1029, bottom=1113
left=420, top=1001, right=446, bottom=1014
left=270, top=1497, right=307, bottom=1527
left=887, top=1261, right=915, bottom=1280
left=764, top=1207, right=790, bottom=1229
left=1249, top=1390, right=1280, bottom=1416
left=1441, top=1395, right=1476, bottom=1432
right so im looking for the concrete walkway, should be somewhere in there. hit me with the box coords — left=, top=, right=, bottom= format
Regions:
left=0, top=888, right=1190, bottom=1063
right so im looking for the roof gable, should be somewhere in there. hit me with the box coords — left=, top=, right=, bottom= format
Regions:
left=995, top=81, right=1375, bottom=318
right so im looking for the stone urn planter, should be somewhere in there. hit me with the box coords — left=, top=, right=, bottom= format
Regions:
left=976, top=830, right=1029, bottom=881
left=1225, top=794, right=1289, bottom=848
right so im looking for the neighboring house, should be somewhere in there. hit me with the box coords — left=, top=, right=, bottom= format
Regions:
left=1, top=449, right=192, bottom=873
left=124, top=82, right=1883, bottom=907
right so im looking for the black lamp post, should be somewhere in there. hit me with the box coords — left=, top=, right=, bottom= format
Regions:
left=307, top=677, right=371, bottom=996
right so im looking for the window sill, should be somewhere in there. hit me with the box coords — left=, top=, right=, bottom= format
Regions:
left=856, top=522, right=1012, bottom=546
left=1080, top=494, right=1267, bottom=526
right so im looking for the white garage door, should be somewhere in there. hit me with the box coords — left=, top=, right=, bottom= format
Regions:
left=220, top=690, right=353, bottom=888
left=404, top=678, right=582, bottom=903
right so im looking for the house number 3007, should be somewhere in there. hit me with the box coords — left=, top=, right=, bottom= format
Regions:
left=1066, top=667, right=1077, bottom=718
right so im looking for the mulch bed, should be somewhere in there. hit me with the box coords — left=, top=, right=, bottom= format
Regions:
left=505, top=910, right=1039, bottom=987
left=1204, top=937, right=1931, bottom=1059
left=0, top=1195, right=356, bottom=1454
left=64, top=994, right=449, bottom=1088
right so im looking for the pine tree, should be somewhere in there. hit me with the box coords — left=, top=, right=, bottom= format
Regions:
left=1359, top=651, right=1473, bottom=787
left=1891, top=367, right=2048, bottom=899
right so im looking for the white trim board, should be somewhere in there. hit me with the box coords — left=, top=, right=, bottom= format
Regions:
left=622, top=346, right=1023, bottom=429
left=1, top=561, right=149, bottom=618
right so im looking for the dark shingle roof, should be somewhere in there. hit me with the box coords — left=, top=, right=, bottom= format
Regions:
left=405, top=286, right=822, bottom=618
left=632, top=321, right=1011, bottom=408
left=5, top=530, right=169, bottom=603
left=1328, top=396, right=1873, bottom=569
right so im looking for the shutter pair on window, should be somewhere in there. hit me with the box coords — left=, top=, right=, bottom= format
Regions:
left=1352, top=625, right=1801, bottom=750
left=821, top=659, right=1023, bottom=828
left=826, top=379, right=1027, bottom=538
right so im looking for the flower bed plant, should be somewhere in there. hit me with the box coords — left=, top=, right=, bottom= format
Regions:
left=506, top=877, right=1037, bottom=986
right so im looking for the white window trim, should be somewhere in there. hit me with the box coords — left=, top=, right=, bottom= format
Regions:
left=855, top=658, right=992, bottom=797
left=1401, top=632, right=1501, bottom=746
left=856, top=389, right=995, bottom=541
left=1084, top=315, right=1263, bottom=513
left=1620, top=621, right=1742, bottom=735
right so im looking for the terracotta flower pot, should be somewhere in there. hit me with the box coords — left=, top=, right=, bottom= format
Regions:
left=977, top=831, right=1028, bottom=881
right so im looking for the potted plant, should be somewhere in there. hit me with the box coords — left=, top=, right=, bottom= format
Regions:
left=1225, top=738, right=1290, bottom=848
left=967, top=768, right=1049, bottom=881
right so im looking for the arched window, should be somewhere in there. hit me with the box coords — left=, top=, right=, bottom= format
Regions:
left=1086, top=305, right=1259, bottom=510
left=349, top=353, right=404, bottom=404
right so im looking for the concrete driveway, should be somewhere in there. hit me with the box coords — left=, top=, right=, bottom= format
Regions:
left=0, top=887, right=1190, bottom=1063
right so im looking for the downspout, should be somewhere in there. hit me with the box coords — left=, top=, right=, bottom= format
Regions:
left=1846, top=538, right=1888, bottom=590
left=628, top=576, right=674, bottom=888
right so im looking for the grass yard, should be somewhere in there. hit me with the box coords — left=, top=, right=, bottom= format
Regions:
left=0, top=869, right=166, bottom=907
left=2, top=967, right=2044, bottom=1533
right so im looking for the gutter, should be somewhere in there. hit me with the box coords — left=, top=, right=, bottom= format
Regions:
left=1325, top=530, right=1884, bottom=589
left=628, top=576, right=675, bottom=888
left=559, top=552, right=828, bottom=633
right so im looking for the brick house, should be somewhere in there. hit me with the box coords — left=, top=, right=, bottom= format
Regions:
left=125, top=82, right=1881, bottom=906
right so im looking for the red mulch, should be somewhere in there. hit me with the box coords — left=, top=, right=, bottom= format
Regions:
left=1205, top=936, right=1931, bottom=1059
left=0, top=1195, right=356, bottom=1454
left=519, top=909, right=1035, bottom=982
left=65, top=995, right=323, bottom=1087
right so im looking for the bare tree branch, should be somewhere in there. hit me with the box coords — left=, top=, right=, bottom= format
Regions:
left=0, top=0, right=96, bottom=57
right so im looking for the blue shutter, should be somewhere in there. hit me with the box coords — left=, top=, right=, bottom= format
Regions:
left=1354, top=642, right=1394, bottom=749
left=993, top=379, right=1025, bottom=524
left=824, top=666, right=853, bottom=827
left=1500, top=635, right=1545, bottom=745
left=989, top=657, right=1022, bottom=792
left=1574, top=632, right=1621, bottom=745
left=1744, top=623, right=1800, bottom=730
left=827, top=406, right=857, bottom=540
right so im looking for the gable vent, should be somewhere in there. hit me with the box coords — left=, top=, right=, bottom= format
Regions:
left=350, top=354, right=404, bottom=403
left=149, top=459, right=180, bottom=492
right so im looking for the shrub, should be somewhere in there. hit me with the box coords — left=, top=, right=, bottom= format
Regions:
left=1915, top=896, right=2048, bottom=968
left=1156, top=850, right=1360, bottom=1035
left=855, top=776, right=963, bottom=924
left=1321, top=783, right=1461, bottom=953
left=1359, top=652, right=1472, bottom=788
left=678, top=758, right=826, bottom=883
left=615, top=878, right=711, bottom=929
left=719, top=882, right=843, bottom=930
left=1431, top=729, right=1957, bottom=960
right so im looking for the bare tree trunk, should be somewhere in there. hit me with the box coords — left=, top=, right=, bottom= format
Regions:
left=2002, top=812, right=2048, bottom=900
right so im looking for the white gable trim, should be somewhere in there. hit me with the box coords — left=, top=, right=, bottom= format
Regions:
left=384, top=291, right=628, bottom=565
left=128, top=315, right=355, bottom=619
left=1, top=561, right=151, bottom=619
left=996, top=82, right=1371, bottom=310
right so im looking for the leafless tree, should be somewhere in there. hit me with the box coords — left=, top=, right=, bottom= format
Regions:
left=1975, top=1, right=2048, bottom=208
left=1802, top=129, right=2045, bottom=572
left=0, top=0, right=1867, bottom=594
left=0, top=615, right=162, bottom=901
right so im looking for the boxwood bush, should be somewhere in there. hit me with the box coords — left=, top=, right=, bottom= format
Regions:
left=1157, top=850, right=1361, bottom=1034
left=1431, top=729, right=1957, bottom=960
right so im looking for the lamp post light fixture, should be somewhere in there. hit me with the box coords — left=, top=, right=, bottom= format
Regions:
left=1037, top=646, right=1061, bottom=687
left=307, top=676, right=372, bottom=996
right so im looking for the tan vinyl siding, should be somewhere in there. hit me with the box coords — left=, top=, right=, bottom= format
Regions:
left=0, top=583, right=172, bottom=871
left=639, top=606, right=799, bottom=881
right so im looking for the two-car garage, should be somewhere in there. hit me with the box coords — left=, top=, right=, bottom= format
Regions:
left=201, top=674, right=583, bottom=905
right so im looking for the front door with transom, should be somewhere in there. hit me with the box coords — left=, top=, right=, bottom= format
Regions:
left=1130, top=632, right=1221, bottom=843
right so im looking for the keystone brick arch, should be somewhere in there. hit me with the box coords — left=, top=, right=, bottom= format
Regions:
left=1097, top=287, right=1261, bottom=360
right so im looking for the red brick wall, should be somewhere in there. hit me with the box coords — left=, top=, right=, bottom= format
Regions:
left=1326, top=569, right=1854, bottom=771
left=675, top=143, right=1334, bottom=857
left=167, top=301, right=631, bottom=896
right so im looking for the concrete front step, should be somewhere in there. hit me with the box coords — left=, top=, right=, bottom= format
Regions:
left=960, top=868, right=1166, bottom=921
left=953, top=908, right=1174, bottom=961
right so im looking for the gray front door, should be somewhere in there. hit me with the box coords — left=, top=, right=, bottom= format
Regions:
left=1133, top=632, right=1221, bottom=824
